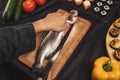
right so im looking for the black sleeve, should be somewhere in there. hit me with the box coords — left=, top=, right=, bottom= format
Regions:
left=119, top=7, right=120, bottom=17
left=0, top=23, right=36, bottom=64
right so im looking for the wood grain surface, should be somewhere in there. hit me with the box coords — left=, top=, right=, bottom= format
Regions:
left=18, top=9, right=91, bottom=79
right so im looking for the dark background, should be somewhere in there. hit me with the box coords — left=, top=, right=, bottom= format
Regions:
left=0, top=0, right=120, bottom=80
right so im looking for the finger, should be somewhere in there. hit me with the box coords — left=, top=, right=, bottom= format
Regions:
left=60, top=23, right=71, bottom=31
left=47, top=71, right=52, bottom=80
left=63, top=12, right=70, bottom=20
left=65, top=22, right=71, bottom=27
left=57, top=12, right=64, bottom=16
left=37, top=77, right=42, bottom=80
left=64, top=23, right=71, bottom=31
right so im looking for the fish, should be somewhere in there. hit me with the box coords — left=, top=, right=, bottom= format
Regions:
left=32, top=10, right=78, bottom=75
left=32, top=31, right=65, bottom=75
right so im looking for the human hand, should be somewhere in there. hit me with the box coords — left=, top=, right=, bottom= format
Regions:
left=32, top=12, right=70, bottom=34
left=41, top=12, right=70, bottom=32
left=37, top=71, right=52, bottom=80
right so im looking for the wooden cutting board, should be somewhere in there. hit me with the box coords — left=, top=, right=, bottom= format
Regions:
left=18, top=9, right=91, bottom=80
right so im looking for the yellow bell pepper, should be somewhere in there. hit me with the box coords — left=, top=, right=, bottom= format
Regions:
left=91, top=56, right=120, bottom=80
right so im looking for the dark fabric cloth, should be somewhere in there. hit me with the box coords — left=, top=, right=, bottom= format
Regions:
left=0, top=23, right=36, bottom=64
left=0, top=63, right=33, bottom=80
left=0, top=23, right=36, bottom=80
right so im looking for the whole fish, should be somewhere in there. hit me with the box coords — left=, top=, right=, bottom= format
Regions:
left=32, top=31, right=65, bottom=74
left=32, top=10, right=78, bottom=75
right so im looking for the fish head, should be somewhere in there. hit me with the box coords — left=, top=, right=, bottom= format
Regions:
left=66, top=10, right=78, bottom=24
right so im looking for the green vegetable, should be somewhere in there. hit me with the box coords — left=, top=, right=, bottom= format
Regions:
left=2, top=0, right=18, bottom=23
left=14, top=0, right=24, bottom=22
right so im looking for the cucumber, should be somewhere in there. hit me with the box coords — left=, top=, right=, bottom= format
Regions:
left=14, top=0, right=24, bottom=22
left=2, top=0, right=18, bottom=23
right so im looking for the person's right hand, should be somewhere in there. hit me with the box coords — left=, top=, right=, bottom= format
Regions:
left=32, top=12, right=70, bottom=34
left=41, top=12, right=70, bottom=32
left=37, top=71, right=52, bottom=80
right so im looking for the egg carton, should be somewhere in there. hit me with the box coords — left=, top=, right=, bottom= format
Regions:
left=62, top=0, right=120, bottom=23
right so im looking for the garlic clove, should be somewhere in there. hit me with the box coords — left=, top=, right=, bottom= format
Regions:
left=83, top=0, right=91, bottom=9
left=67, top=0, right=74, bottom=2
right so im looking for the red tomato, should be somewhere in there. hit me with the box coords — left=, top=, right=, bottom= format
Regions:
left=35, top=0, right=46, bottom=6
left=22, top=0, right=36, bottom=13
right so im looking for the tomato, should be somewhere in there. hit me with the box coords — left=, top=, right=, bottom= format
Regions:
left=22, top=0, right=36, bottom=13
left=35, top=0, right=46, bottom=6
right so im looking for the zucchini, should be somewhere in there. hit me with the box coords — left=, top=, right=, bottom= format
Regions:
left=14, top=0, right=24, bottom=22
left=2, top=0, right=18, bottom=23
